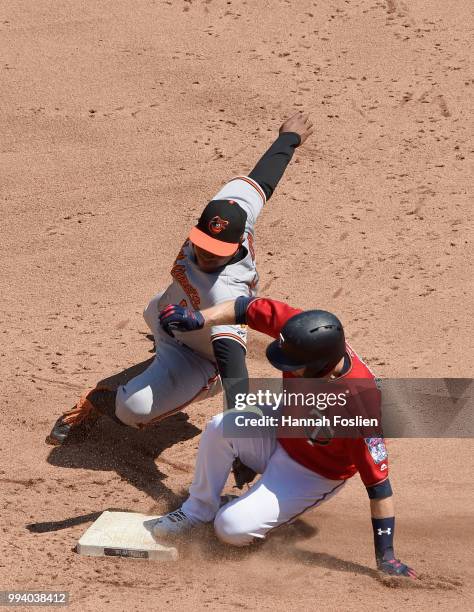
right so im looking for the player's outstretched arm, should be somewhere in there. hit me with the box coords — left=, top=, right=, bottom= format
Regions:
left=159, top=296, right=299, bottom=339
left=159, top=300, right=236, bottom=336
left=201, top=300, right=237, bottom=326
left=248, top=111, right=313, bottom=200
left=368, top=487, right=417, bottom=579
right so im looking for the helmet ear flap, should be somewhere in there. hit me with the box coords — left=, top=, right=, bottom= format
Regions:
left=303, top=359, right=340, bottom=378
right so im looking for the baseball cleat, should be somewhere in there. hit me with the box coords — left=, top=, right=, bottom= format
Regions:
left=151, top=509, right=198, bottom=539
left=45, top=387, right=105, bottom=446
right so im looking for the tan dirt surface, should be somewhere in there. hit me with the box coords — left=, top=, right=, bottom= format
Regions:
left=1, top=1, right=473, bottom=610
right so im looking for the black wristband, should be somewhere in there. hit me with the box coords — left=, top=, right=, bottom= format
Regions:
left=366, top=479, right=392, bottom=499
left=234, top=296, right=254, bottom=325
left=372, top=516, right=395, bottom=562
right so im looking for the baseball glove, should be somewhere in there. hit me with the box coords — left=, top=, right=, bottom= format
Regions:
left=232, top=457, right=257, bottom=489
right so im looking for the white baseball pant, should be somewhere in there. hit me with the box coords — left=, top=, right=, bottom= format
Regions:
left=115, top=293, right=220, bottom=428
left=182, top=413, right=346, bottom=546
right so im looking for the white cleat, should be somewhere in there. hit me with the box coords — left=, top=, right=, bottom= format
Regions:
left=151, top=509, right=197, bottom=539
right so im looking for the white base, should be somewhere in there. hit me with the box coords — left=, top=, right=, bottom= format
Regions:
left=77, top=511, right=178, bottom=561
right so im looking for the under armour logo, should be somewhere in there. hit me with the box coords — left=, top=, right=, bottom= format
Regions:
left=377, top=528, right=392, bottom=536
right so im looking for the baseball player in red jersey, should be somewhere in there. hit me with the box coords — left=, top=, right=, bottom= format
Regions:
left=152, top=297, right=416, bottom=579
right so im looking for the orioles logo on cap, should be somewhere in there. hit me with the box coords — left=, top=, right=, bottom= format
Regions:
left=208, top=215, right=229, bottom=234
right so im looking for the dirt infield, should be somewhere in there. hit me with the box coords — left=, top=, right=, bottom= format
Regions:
left=1, top=1, right=473, bottom=610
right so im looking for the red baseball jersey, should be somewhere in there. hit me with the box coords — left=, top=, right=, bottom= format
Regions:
left=246, top=298, right=389, bottom=486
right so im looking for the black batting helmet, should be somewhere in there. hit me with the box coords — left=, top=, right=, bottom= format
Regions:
left=266, top=310, right=346, bottom=376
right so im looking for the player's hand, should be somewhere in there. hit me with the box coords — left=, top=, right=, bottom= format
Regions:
left=377, top=558, right=417, bottom=579
left=279, top=111, right=314, bottom=146
left=159, top=304, right=205, bottom=337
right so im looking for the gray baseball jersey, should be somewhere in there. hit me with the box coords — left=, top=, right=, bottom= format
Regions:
left=154, top=176, right=266, bottom=361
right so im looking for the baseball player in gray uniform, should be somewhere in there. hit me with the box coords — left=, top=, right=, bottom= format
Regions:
left=46, top=111, right=314, bottom=444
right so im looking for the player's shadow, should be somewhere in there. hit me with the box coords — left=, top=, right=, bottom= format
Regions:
left=189, top=519, right=378, bottom=579
left=263, top=529, right=379, bottom=579
left=265, top=521, right=379, bottom=578
left=287, top=548, right=379, bottom=579
left=46, top=357, right=202, bottom=506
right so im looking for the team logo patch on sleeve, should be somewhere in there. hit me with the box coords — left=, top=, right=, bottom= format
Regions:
left=364, top=438, right=388, bottom=464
